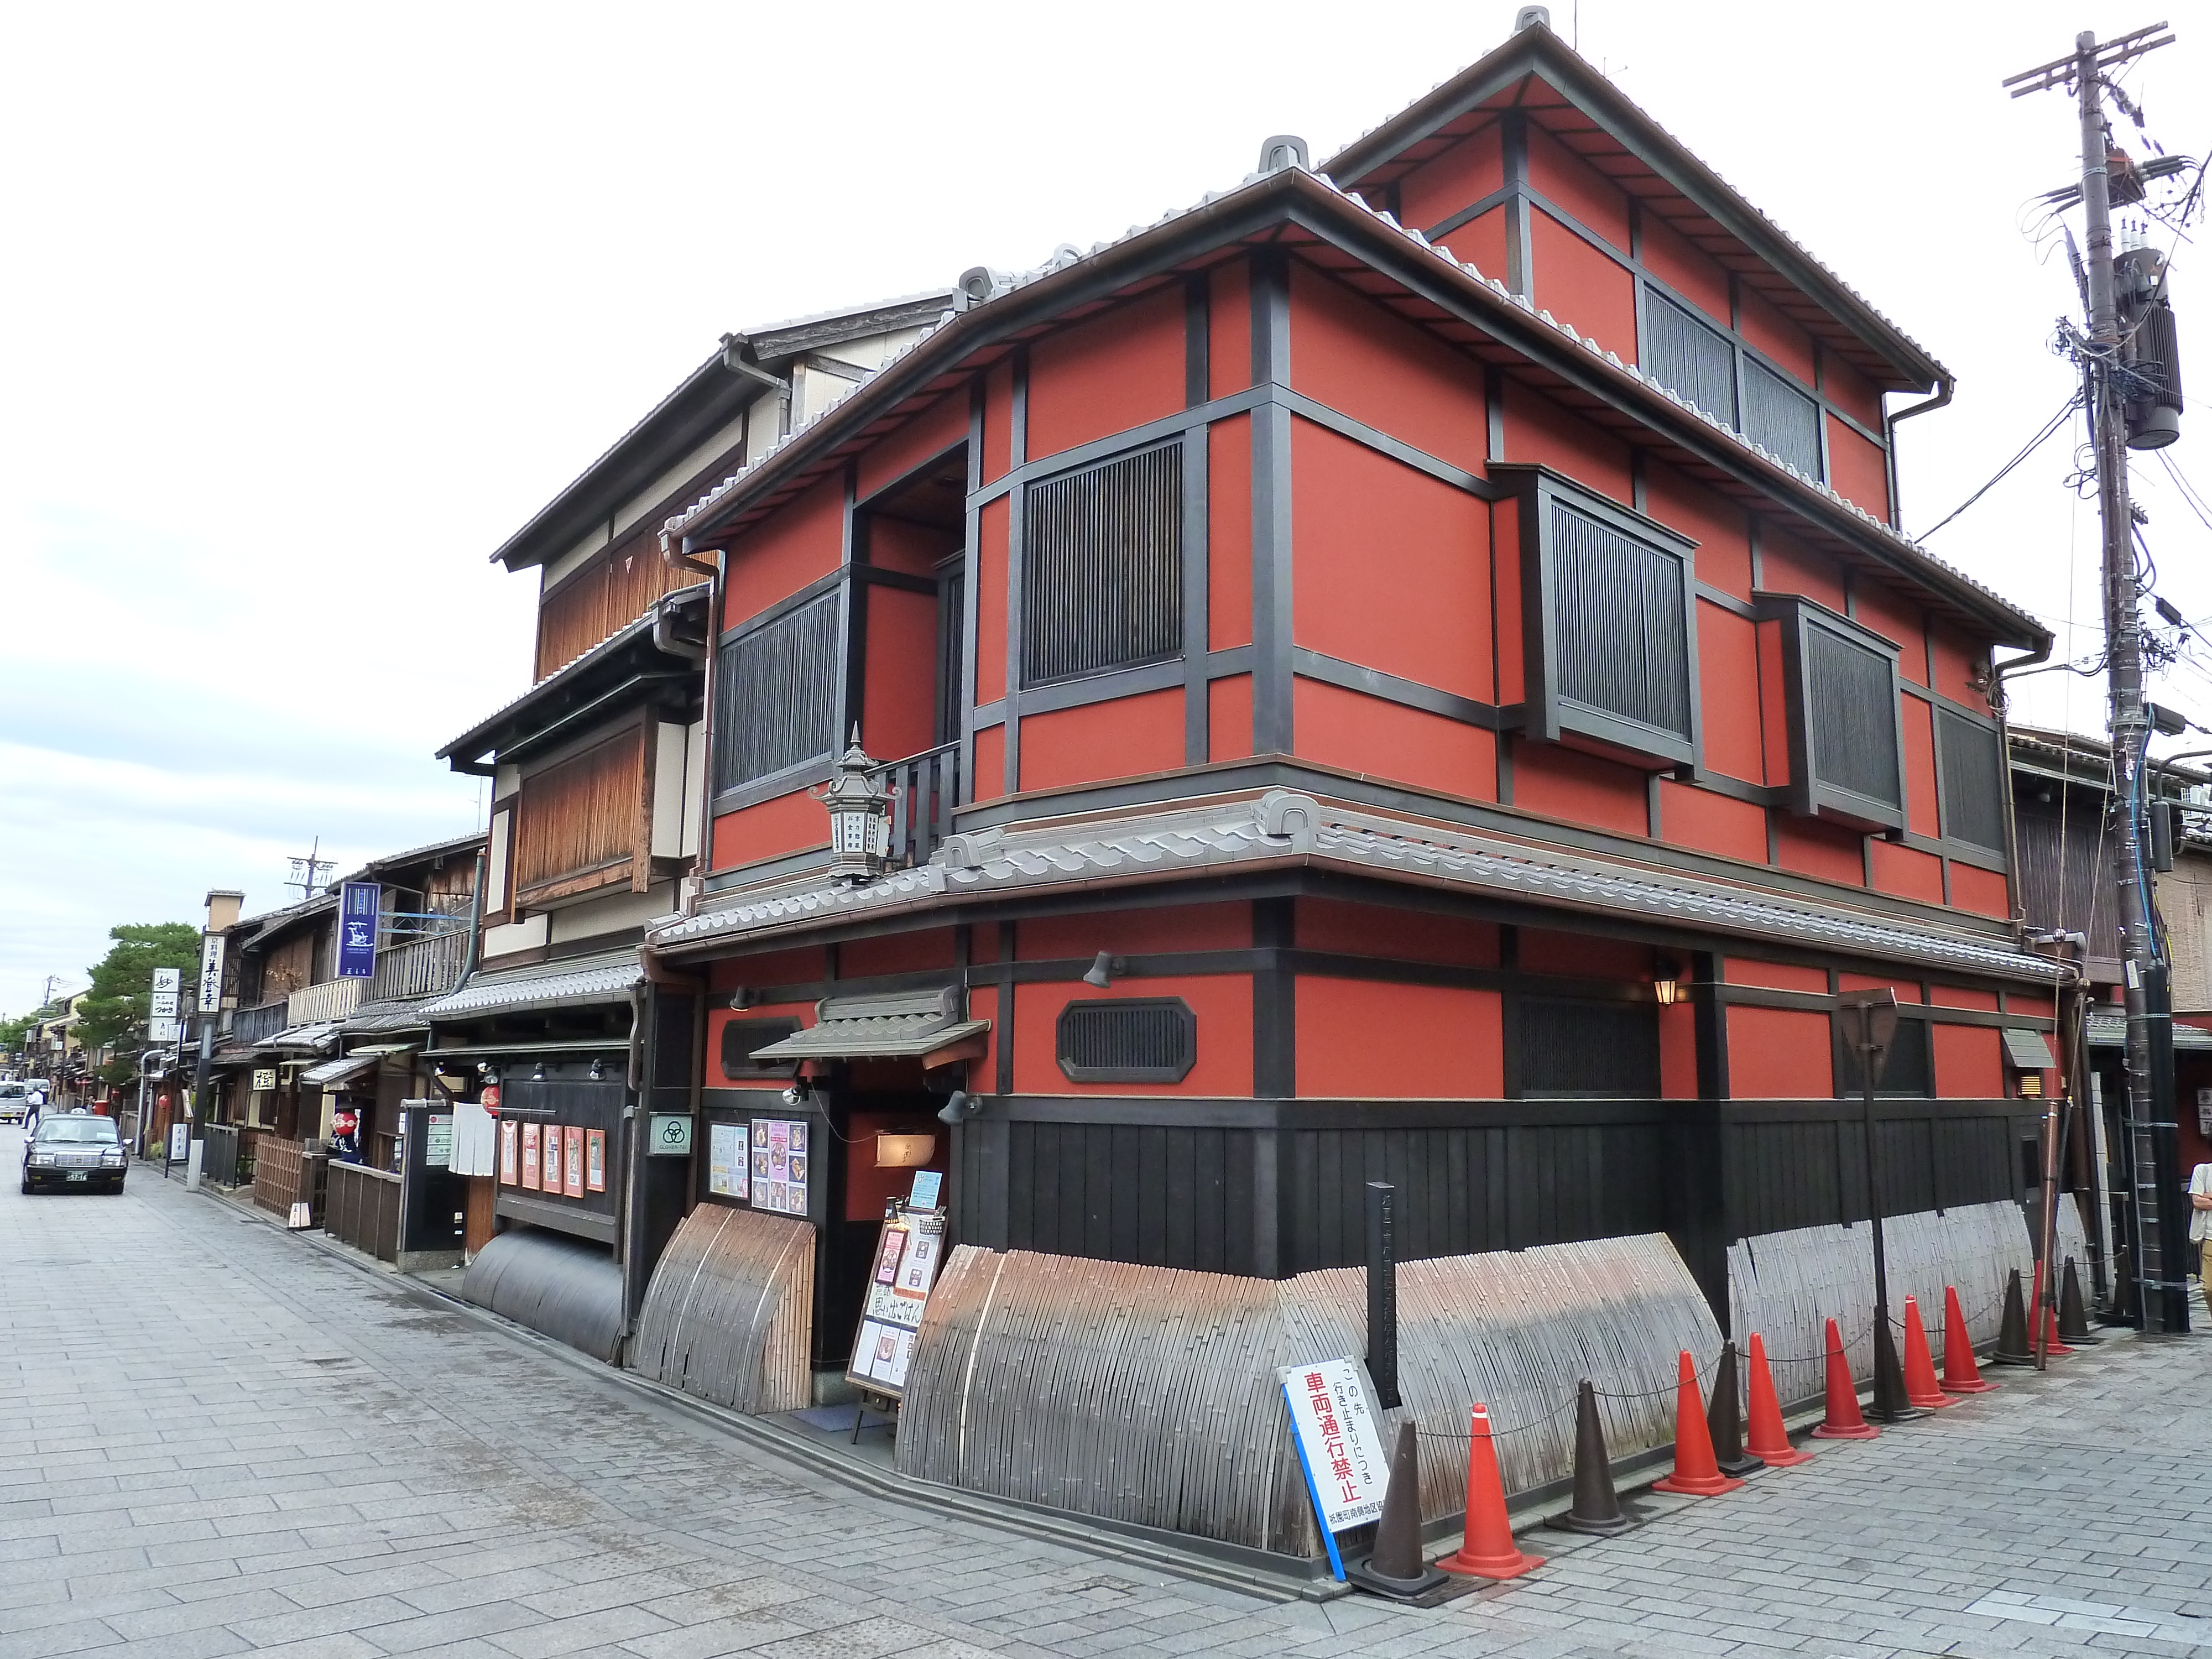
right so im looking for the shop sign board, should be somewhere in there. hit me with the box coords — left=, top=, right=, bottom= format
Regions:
left=152, top=968, right=181, bottom=994
left=1279, top=1357, right=1391, bottom=1581
left=337, top=882, right=379, bottom=978
left=707, top=1120, right=749, bottom=1199
left=150, top=991, right=178, bottom=1019
left=846, top=1204, right=946, bottom=1400
left=168, top=1123, right=190, bottom=1165
left=197, top=933, right=226, bottom=1015
left=251, top=1068, right=277, bottom=1092
left=648, top=1113, right=692, bottom=1156
left=149, top=1018, right=179, bottom=1044
left=748, top=1118, right=809, bottom=1215
left=423, top=1113, right=454, bottom=1167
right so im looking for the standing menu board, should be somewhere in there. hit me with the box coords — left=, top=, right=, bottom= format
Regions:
left=748, top=1118, right=810, bottom=1216
left=845, top=1204, right=946, bottom=1399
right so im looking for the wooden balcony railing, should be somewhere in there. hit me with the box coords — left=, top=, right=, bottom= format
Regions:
left=873, top=742, right=962, bottom=871
left=228, top=999, right=290, bottom=1047
left=287, top=978, right=366, bottom=1026
left=365, top=929, right=469, bottom=1003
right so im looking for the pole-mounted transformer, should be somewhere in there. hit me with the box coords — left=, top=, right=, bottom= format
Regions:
left=2116, top=241, right=2183, bottom=450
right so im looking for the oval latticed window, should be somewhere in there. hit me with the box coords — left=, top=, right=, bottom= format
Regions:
left=1056, top=998, right=1197, bottom=1084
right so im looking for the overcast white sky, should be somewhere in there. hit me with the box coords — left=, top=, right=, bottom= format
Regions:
left=2, top=1, right=2206, bottom=1014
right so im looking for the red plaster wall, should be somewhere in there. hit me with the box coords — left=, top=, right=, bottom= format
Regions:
left=2010, top=993, right=2057, bottom=1019
left=711, top=788, right=823, bottom=873
left=708, top=999, right=816, bottom=1085
left=861, top=585, right=936, bottom=762
left=1757, top=618, right=1790, bottom=786
left=1527, top=122, right=1631, bottom=252
left=1934, top=1024, right=2004, bottom=1098
left=1209, top=416, right=1253, bottom=649
left=974, top=497, right=1008, bottom=705
left=1017, top=688, right=1183, bottom=794
left=1026, top=285, right=1185, bottom=462
left=1826, top=416, right=1891, bottom=523
left=1531, top=208, right=1636, bottom=363
left=1759, top=528, right=1846, bottom=614
left=1729, top=1005, right=1834, bottom=1097
left=1210, top=260, right=1250, bottom=398
left=869, top=517, right=946, bottom=580
left=1660, top=1003, right=1698, bottom=1099
left=1869, top=839, right=1944, bottom=905
left=1013, top=974, right=1253, bottom=1096
left=1928, top=630, right=1988, bottom=707
left=1641, top=214, right=1730, bottom=328
left=857, top=390, right=967, bottom=502
left=1855, top=585, right=1928, bottom=685
left=1397, top=122, right=1504, bottom=233
left=1292, top=679, right=1495, bottom=799
left=1288, top=264, right=1488, bottom=471
left=1739, top=289, right=1815, bottom=385
left=1511, top=744, right=1648, bottom=837
left=971, top=726, right=1005, bottom=804
left=1645, top=457, right=1753, bottom=600
left=724, top=475, right=842, bottom=629
left=1296, top=898, right=1499, bottom=967
left=1901, top=693, right=1939, bottom=838
left=982, top=360, right=1013, bottom=484
left=1297, top=978, right=1504, bottom=1098
left=1950, top=863, right=2011, bottom=920
left=1291, top=421, right=1490, bottom=698
left=1439, top=207, right=1511, bottom=288
left=840, top=928, right=958, bottom=979
left=1519, top=930, right=1651, bottom=980
left=1825, top=356, right=1886, bottom=431
left=1658, top=780, right=1767, bottom=863
left=1018, top=904, right=1248, bottom=961
left=1698, top=604, right=1766, bottom=785
left=843, top=1111, right=946, bottom=1222
left=1773, top=818, right=1864, bottom=886
left=708, top=946, right=824, bottom=994
left=1493, top=495, right=1525, bottom=703
left=1503, top=379, right=1632, bottom=501
left=1727, top=958, right=1829, bottom=993
left=1209, top=675, right=1254, bottom=760
left=1930, top=985, right=2000, bottom=1011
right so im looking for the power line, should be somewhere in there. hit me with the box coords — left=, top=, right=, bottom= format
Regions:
left=1912, top=394, right=2081, bottom=540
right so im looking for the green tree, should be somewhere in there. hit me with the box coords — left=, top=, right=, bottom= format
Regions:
left=76, top=924, right=201, bottom=1055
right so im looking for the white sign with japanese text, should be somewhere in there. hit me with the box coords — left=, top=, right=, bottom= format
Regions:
left=152, top=968, right=181, bottom=994
left=1279, top=1358, right=1390, bottom=1533
left=197, top=933, right=226, bottom=1016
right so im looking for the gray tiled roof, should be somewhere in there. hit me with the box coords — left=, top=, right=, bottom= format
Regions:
left=419, top=949, right=640, bottom=1021
left=651, top=790, right=2063, bottom=986
left=749, top=987, right=986, bottom=1062
left=2086, top=1009, right=2212, bottom=1051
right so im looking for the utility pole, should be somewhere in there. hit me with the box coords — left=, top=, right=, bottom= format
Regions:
left=2005, top=21, right=2185, bottom=1334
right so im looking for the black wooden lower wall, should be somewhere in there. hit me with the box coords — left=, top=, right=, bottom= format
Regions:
left=952, top=1097, right=2033, bottom=1312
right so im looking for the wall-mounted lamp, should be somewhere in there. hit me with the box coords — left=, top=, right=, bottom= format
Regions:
left=531, top=1060, right=548, bottom=1081
left=1083, top=952, right=1125, bottom=989
left=935, top=1089, right=979, bottom=1126
left=588, top=1057, right=606, bottom=1081
left=478, top=1063, right=499, bottom=1085
left=1652, top=961, right=1685, bottom=1006
left=781, top=1078, right=811, bottom=1108
left=728, top=988, right=753, bottom=1011
left=875, top=1130, right=936, bottom=1168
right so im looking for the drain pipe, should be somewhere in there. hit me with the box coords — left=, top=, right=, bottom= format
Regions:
left=1885, top=376, right=1954, bottom=535
left=1991, top=639, right=2056, bottom=943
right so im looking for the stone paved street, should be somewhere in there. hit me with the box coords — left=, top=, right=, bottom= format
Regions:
left=4, top=1137, right=2210, bottom=1659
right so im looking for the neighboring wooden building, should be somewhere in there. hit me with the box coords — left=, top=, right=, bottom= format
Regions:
left=634, top=16, right=2070, bottom=1423
left=429, top=290, right=962, bottom=1340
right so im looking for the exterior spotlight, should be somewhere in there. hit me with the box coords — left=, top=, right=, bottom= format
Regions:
left=1083, top=952, right=1122, bottom=989
left=935, top=1090, right=978, bottom=1126
left=531, top=1060, right=547, bottom=1081
left=781, top=1079, right=810, bottom=1107
left=588, top=1057, right=606, bottom=1081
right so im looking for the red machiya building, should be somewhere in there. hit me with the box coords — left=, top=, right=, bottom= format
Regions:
left=624, top=19, right=2068, bottom=1543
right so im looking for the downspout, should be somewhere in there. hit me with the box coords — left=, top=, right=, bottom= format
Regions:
left=1994, top=638, right=2057, bottom=944
left=1884, top=375, right=1954, bottom=535
left=662, top=537, right=724, bottom=920
left=618, top=980, right=646, bottom=1354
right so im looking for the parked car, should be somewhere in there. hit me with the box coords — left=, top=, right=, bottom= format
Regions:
left=0, top=1081, right=25, bottom=1124
left=22, top=1113, right=126, bottom=1194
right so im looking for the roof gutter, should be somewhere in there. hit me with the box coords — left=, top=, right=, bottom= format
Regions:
left=1882, top=375, right=1954, bottom=535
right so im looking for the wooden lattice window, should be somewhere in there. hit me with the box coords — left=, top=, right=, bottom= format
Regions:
left=713, top=593, right=839, bottom=794
left=1022, top=443, right=1183, bottom=686
left=1056, top=998, right=1197, bottom=1083
left=514, top=727, right=644, bottom=898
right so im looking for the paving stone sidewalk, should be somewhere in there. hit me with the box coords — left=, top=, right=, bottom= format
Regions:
left=2, top=1144, right=2206, bottom=1659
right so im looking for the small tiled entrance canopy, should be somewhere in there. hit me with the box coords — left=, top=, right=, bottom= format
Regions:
left=748, top=986, right=989, bottom=1067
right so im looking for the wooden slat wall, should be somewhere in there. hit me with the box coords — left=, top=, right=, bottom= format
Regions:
left=514, top=727, right=644, bottom=894
left=630, top=1203, right=814, bottom=1415
left=535, top=529, right=692, bottom=680
left=1728, top=1200, right=2035, bottom=1408
left=1724, top=1108, right=2021, bottom=1238
left=896, top=1232, right=1718, bottom=1557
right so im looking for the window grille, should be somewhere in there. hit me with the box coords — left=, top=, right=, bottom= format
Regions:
left=1743, top=358, right=1823, bottom=479
left=1022, top=444, right=1183, bottom=686
left=1552, top=502, right=1693, bottom=742
left=713, top=593, right=838, bottom=793
left=1642, top=292, right=1737, bottom=426
left=1056, top=998, right=1197, bottom=1083
left=1805, top=622, right=1902, bottom=810
left=720, top=1018, right=801, bottom=1080
left=1516, top=997, right=1660, bottom=1098
left=1937, top=707, right=2006, bottom=851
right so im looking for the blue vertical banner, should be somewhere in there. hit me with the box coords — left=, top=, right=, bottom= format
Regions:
left=337, top=881, right=379, bottom=978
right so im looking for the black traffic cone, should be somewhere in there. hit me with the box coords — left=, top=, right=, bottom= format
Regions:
left=1348, top=1418, right=1448, bottom=1599
left=1866, top=1315, right=1924, bottom=1423
left=1991, top=1267, right=2036, bottom=1366
left=2103, top=1244, right=2135, bottom=1326
left=1706, top=1342, right=1764, bottom=1476
left=2058, top=1257, right=2101, bottom=1345
left=1548, top=1380, right=1631, bottom=1535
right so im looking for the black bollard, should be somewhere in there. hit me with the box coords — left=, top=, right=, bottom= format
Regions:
left=1348, top=1419, right=1448, bottom=1599
left=2058, top=1257, right=2101, bottom=1345
left=1706, top=1342, right=1765, bottom=1475
left=1365, top=1182, right=1400, bottom=1410
left=1991, top=1267, right=2036, bottom=1366
left=1548, top=1380, right=1631, bottom=1536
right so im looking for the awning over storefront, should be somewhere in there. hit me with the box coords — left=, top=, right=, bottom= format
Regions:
left=2085, top=1010, right=2212, bottom=1051
left=2002, top=1030, right=2058, bottom=1070
left=749, top=986, right=988, bottom=1064
left=299, top=1045, right=416, bottom=1089
left=258, top=1022, right=343, bottom=1055
left=420, top=948, right=640, bottom=1021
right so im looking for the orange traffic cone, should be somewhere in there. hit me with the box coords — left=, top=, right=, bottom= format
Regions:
left=1809, top=1317, right=1879, bottom=1440
left=2042, top=1306, right=2075, bottom=1357
left=1438, top=1404, right=1544, bottom=1580
left=1652, top=1349, right=1744, bottom=1495
left=1900, top=1296, right=1955, bottom=1410
left=1743, top=1333, right=1813, bottom=1468
left=1939, top=1285, right=1999, bottom=1394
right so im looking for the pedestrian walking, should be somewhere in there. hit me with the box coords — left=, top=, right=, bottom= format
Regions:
left=2192, top=1161, right=2212, bottom=1319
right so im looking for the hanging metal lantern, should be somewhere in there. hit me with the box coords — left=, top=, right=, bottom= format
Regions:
left=816, top=731, right=893, bottom=884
